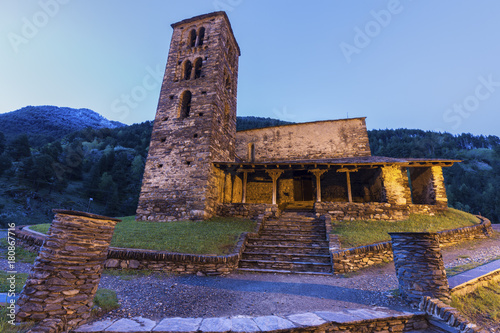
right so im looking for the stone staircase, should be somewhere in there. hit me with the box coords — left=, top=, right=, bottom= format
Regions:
left=238, top=211, right=333, bottom=275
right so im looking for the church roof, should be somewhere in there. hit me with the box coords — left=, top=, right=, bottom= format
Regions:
left=214, top=156, right=460, bottom=171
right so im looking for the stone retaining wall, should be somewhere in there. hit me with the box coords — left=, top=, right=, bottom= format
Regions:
left=14, top=217, right=265, bottom=276
left=216, top=203, right=280, bottom=220
left=450, top=266, right=500, bottom=297
left=331, top=216, right=493, bottom=274
left=14, top=216, right=492, bottom=276
left=419, top=297, right=487, bottom=333
left=315, top=202, right=445, bottom=221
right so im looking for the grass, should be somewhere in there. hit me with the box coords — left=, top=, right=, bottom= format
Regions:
left=28, top=216, right=257, bottom=255
left=27, top=224, right=49, bottom=234
left=452, top=281, right=500, bottom=328
left=0, top=271, right=28, bottom=294
left=332, top=208, right=479, bottom=248
left=93, top=288, right=120, bottom=312
left=0, top=239, right=37, bottom=264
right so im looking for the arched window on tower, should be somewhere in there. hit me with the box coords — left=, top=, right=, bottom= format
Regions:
left=183, top=60, right=192, bottom=80
left=179, top=91, right=192, bottom=118
left=225, top=72, right=232, bottom=94
left=197, top=27, right=205, bottom=46
left=188, top=29, right=196, bottom=48
left=193, top=58, right=203, bottom=79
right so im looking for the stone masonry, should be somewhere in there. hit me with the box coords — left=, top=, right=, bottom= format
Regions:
left=16, top=210, right=120, bottom=332
left=389, top=232, right=451, bottom=306
left=137, top=12, right=240, bottom=221
left=235, top=118, right=372, bottom=162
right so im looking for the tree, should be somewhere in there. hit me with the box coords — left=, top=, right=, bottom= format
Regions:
left=9, top=134, right=31, bottom=161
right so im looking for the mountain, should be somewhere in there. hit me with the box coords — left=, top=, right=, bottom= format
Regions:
left=0, top=106, right=125, bottom=145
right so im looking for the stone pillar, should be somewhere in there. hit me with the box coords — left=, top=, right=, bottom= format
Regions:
left=431, top=166, right=448, bottom=208
left=309, top=169, right=328, bottom=202
left=16, top=210, right=121, bottom=332
left=389, top=232, right=451, bottom=306
left=266, top=170, right=284, bottom=205
left=382, top=165, right=409, bottom=205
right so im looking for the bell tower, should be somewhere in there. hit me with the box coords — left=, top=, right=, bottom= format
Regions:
left=136, top=12, right=240, bottom=221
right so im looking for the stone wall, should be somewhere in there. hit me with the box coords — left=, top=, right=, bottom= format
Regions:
left=315, top=202, right=444, bottom=221
left=419, top=297, right=487, bottom=333
left=235, top=118, right=371, bottom=162
left=216, top=203, right=280, bottom=220
left=16, top=210, right=120, bottom=333
left=390, top=232, right=450, bottom=305
left=14, top=216, right=492, bottom=276
left=330, top=216, right=492, bottom=274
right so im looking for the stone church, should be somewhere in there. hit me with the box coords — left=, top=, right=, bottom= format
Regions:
left=136, top=12, right=458, bottom=222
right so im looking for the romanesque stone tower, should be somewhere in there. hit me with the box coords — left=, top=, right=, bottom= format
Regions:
left=136, top=12, right=240, bottom=221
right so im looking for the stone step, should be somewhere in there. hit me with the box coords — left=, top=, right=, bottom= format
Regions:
left=246, top=238, right=329, bottom=247
left=263, top=225, right=326, bottom=234
left=264, top=222, right=325, bottom=228
left=244, top=244, right=330, bottom=255
left=241, top=252, right=331, bottom=264
left=255, top=234, right=327, bottom=242
left=237, top=267, right=333, bottom=276
left=239, top=259, right=333, bottom=273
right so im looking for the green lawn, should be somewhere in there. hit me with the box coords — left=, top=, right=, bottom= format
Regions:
left=30, top=216, right=257, bottom=255
left=332, top=208, right=479, bottom=248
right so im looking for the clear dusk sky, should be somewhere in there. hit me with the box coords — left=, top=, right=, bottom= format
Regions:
left=1, top=1, right=500, bottom=137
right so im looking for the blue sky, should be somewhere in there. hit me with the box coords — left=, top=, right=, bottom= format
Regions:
left=1, top=1, right=499, bottom=136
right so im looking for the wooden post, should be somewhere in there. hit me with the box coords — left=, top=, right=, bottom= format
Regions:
left=238, top=169, right=255, bottom=204
left=346, top=171, right=353, bottom=203
left=337, top=168, right=357, bottom=203
left=242, top=171, right=248, bottom=203
left=309, top=169, right=328, bottom=202
left=266, top=170, right=284, bottom=205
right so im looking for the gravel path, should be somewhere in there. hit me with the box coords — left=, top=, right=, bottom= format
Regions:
left=2, top=225, right=499, bottom=322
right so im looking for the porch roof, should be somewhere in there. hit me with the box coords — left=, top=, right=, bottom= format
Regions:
left=213, top=156, right=460, bottom=171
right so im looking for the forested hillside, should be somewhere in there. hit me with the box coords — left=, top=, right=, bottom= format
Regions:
left=0, top=115, right=498, bottom=227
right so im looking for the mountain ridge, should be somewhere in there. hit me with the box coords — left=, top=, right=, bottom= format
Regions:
left=0, top=105, right=125, bottom=144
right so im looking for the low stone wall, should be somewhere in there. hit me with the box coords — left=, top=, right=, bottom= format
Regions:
left=450, top=266, right=500, bottom=297
left=419, top=297, right=487, bottom=333
left=216, top=203, right=280, bottom=220
left=315, top=202, right=445, bottom=221
left=331, top=242, right=393, bottom=274
left=14, top=216, right=493, bottom=276
left=331, top=216, right=493, bottom=274
left=14, top=218, right=266, bottom=276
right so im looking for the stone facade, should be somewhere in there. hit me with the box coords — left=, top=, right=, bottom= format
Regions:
left=390, top=232, right=451, bottom=306
left=137, top=12, right=240, bottom=221
left=16, top=210, right=120, bottom=332
left=235, top=118, right=371, bottom=162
